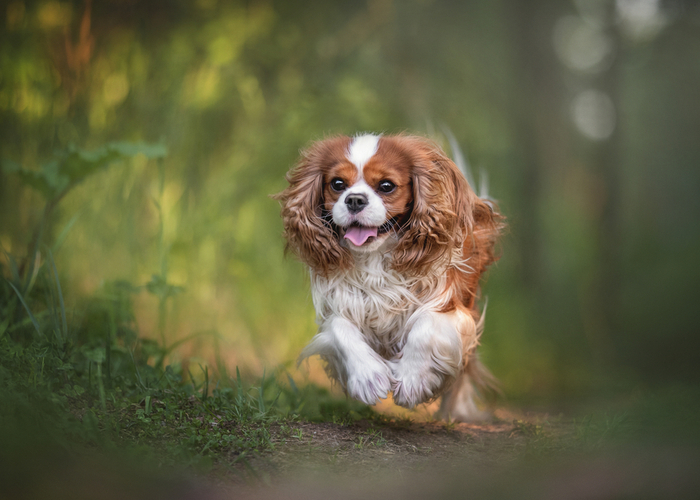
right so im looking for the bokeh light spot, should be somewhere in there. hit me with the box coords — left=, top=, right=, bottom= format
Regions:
left=571, top=89, right=616, bottom=141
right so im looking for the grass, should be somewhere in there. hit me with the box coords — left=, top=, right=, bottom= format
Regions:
left=0, top=251, right=384, bottom=483
left=0, top=252, right=676, bottom=461
left=354, top=428, right=387, bottom=449
left=0, top=145, right=388, bottom=489
left=2, top=240, right=699, bottom=498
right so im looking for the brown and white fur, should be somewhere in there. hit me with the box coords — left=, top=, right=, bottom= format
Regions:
left=275, top=133, right=503, bottom=421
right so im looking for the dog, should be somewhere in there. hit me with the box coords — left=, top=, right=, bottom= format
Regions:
left=275, top=133, right=503, bottom=421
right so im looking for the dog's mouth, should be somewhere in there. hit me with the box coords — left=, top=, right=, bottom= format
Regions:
left=321, top=209, right=405, bottom=247
left=342, top=217, right=401, bottom=247
left=343, top=224, right=378, bottom=246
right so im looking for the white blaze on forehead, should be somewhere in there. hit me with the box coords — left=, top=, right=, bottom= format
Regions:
left=347, top=134, right=380, bottom=174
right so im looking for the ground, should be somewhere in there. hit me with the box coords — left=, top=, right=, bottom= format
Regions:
left=208, top=407, right=567, bottom=494
left=254, top=411, right=533, bottom=477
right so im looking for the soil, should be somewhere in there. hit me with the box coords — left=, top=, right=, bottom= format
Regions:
left=211, top=407, right=566, bottom=496
left=259, top=415, right=523, bottom=477
left=209, top=407, right=700, bottom=500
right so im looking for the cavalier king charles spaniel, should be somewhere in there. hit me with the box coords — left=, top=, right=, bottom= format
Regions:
left=275, top=133, right=503, bottom=421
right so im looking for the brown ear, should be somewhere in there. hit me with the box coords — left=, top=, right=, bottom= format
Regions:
left=460, top=195, right=503, bottom=309
left=273, top=138, right=352, bottom=277
left=391, top=137, right=474, bottom=276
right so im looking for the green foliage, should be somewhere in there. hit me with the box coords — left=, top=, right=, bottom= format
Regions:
left=0, top=248, right=381, bottom=472
left=354, top=428, right=387, bottom=449
left=145, top=274, right=185, bottom=303
left=1, top=140, right=168, bottom=329
left=3, top=142, right=167, bottom=201
left=1, top=3, right=698, bottom=460
left=0, top=125, right=375, bottom=471
left=1, top=4, right=698, bottom=496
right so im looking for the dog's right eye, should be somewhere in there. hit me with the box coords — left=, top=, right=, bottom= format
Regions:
left=330, top=178, right=346, bottom=192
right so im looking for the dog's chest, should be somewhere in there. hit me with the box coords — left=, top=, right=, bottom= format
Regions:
left=312, top=258, right=419, bottom=346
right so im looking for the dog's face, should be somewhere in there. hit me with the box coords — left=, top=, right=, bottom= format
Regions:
left=322, top=135, right=413, bottom=253
left=276, top=133, right=496, bottom=277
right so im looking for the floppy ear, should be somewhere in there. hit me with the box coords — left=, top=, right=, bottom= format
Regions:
left=274, top=139, right=352, bottom=277
left=459, top=195, right=503, bottom=309
left=391, top=137, right=474, bottom=276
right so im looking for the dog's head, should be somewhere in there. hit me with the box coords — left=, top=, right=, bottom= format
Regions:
left=276, top=133, right=499, bottom=277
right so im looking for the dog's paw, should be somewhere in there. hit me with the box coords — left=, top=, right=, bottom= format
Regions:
left=345, top=357, right=393, bottom=406
left=391, top=358, right=446, bottom=409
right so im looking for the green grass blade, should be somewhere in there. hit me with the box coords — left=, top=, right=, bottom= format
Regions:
left=47, top=249, right=68, bottom=341
left=96, top=362, right=106, bottom=411
left=1, top=248, right=21, bottom=284
left=7, top=280, right=42, bottom=336
left=188, top=369, right=199, bottom=392
left=43, top=268, right=59, bottom=339
left=128, top=347, right=147, bottom=390
left=286, top=373, right=299, bottom=394
left=52, top=210, right=81, bottom=254
left=269, top=391, right=282, bottom=412
left=161, top=330, right=219, bottom=358
left=258, top=369, right=266, bottom=414
left=200, top=364, right=209, bottom=401
left=23, top=215, right=44, bottom=295
left=0, top=316, right=9, bottom=339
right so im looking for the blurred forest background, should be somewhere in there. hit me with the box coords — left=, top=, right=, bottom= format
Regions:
left=1, top=0, right=699, bottom=405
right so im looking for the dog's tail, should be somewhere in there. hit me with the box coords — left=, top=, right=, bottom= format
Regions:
left=437, top=355, right=500, bottom=422
left=443, top=125, right=496, bottom=208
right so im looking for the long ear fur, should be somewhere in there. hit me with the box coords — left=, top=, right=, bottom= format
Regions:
left=391, top=137, right=474, bottom=276
left=273, top=137, right=352, bottom=277
left=459, top=195, right=504, bottom=309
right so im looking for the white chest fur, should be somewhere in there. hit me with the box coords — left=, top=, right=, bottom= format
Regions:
left=302, top=249, right=475, bottom=409
left=310, top=252, right=449, bottom=358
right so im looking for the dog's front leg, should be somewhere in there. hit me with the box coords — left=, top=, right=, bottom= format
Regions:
left=392, top=308, right=473, bottom=408
left=299, top=316, right=393, bottom=405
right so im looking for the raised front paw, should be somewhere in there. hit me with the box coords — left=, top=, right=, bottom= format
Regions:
left=345, top=356, right=393, bottom=406
left=391, top=358, right=446, bottom=409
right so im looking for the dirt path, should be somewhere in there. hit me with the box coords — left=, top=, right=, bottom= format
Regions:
left=211, top=406, right=700, bottom=500
left=216, top=408, right=559, bottom=490
left=261, top=418, right=520, bottom=476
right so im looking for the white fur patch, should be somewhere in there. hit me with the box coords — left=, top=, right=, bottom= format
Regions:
left=333, top=134, right=386, bottom=233
left=301, top=249, right=477, bottom=408
left=347, top=134, right=380, bottom=173
left=392, top=309, right=470, bottom=408
left=332, top=178, right=387, bottom=229
left=300, top=316, right=393, bottom=405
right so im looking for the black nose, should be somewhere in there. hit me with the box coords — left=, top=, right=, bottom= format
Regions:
left=345, top=193, right=369, bottom=214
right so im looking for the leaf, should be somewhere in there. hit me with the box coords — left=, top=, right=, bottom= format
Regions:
left=2, top=159, right=64, bottom=199
left=145, top=274, right=185, bottom=299
left=109, top=141, right=168, bottom=158
left=83, top=347, right=106, bottom=364
left=3, top=142, right=168, bottom=200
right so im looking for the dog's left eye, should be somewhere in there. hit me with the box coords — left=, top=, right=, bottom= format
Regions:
left=378, top=180, right=396, bottom=193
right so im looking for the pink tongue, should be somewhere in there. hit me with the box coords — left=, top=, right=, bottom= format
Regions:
left=344, top=226, right=378, bottom=246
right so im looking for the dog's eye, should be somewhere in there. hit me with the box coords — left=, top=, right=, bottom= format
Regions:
left=378, top=180, right=396, bottom=193
left=330, top=178, right=346, bottom=192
